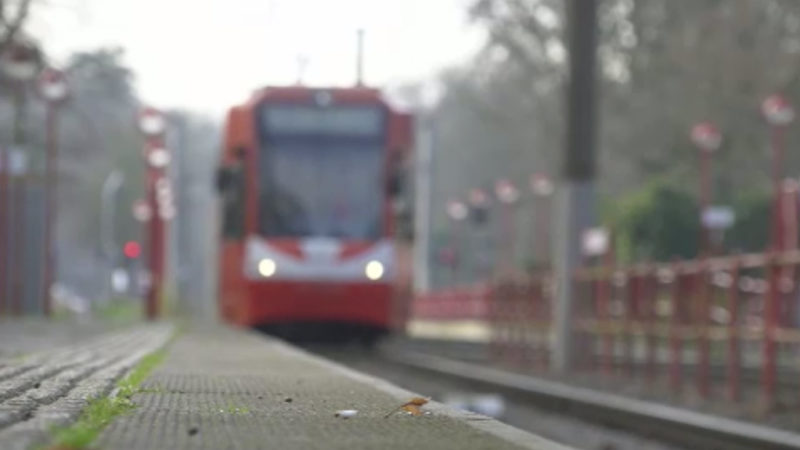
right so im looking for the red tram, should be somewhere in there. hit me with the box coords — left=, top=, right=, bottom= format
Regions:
left=217, top=86, right=413, bottom=342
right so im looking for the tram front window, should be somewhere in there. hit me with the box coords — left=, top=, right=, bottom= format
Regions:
left=259, top=144, right=383, bottom=239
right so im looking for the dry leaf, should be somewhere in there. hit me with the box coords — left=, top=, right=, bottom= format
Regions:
left=384, top=397, right=429, bottom=418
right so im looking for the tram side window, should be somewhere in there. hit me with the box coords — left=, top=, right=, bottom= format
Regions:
left=218, top=164, right=245, bottom=239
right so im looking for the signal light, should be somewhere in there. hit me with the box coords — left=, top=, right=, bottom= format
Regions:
left=123, top=241, right=141, bottom=259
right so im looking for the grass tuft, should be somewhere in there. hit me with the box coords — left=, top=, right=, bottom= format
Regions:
left=220, top=402, right=250, bottom=415
left=48, top=349, right=167, bottom=450
left=93, top=298, right=142, bottom=324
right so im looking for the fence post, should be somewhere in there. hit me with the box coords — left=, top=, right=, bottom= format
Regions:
left=670, top=262, right=684, bottom=393
left=643, top=267, right=656, bottom=382
left=697, top=262, right=711, bottom=399
left=727, top=259, right=741, bottom=402
left=624, top=269, right=637, bottom=377
left=762, top=255, right=779, bottom=409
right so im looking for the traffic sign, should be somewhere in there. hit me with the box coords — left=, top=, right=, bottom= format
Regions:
left=762, top=95, right=795, bottom=126
left=690, top=122, right=722, bottom=152
left=701, top=206, right=735, bottom=230
left=123, top=241, right=141, bottom=259
left=132, top=200, right=152, bottom=222
left=582, top=227, right=610, bottom=256
left=446, top=201, right=468, bottom=221
left=530, top=173, right=554, bottom=196
left=495, top=179, right=519, bottom=204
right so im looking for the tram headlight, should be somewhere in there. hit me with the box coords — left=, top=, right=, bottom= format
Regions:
left=365, top=261, right=384, bottom=281
left=258, top=258, right=277, bottom=278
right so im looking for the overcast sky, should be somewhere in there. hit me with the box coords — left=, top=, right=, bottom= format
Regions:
left=30, top=0, right=483, bottom=116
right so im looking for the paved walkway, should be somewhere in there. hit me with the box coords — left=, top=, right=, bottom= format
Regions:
left=0, top=323, right=173, bottom=450
left=0, top=318, right=123, bottom=360
left=98, top=327, right=568, bottom=450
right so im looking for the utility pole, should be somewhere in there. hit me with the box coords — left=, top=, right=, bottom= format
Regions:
left=413, top=117, right=434, bottom=293
left=552, top=0, right=599, bottom=373
left=100, top=170, right=124, bottom=302
left=39, top=68, right=70, bottom=317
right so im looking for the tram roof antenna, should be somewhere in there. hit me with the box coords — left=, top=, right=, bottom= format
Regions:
left=295, top=55, right=308, bottom=86
left=356, top=28, right=364, bottom=87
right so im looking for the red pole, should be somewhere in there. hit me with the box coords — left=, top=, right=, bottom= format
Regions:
left=600, top=266, right=613, bottom=375
left=697, top=264, right=711, bottom=399
left=727, top=259, right=741, bottom=402
left=770, top=126, right=785, bottom=252
left=499, top=204, right=514, bottom=275
left=624, top=270, right=636, bottom=377
left=592, top=246, right=613, bottom=375
left=644, top=270, right=656, bottom=382
left=0, top=147, right=7, bottom=315
left=40, top=103, right=58, bottom=317
left=533, top=276, right=547, bottom=369
left=763, top=257, right=779, bottom=408
left=508, top=205, right=515, bottom=272
left=144, top=137, right=165, bottom=320
left=699, top=149, right=712, bottom=257
left=779, top=184, right=798, bottom=327
left=455, top=218, right=464, bottom=285
left=762, top=124, right=785, bottom=408
left=669, top=263, right=683, bottom=392
left=448, top=218, right=460, bottom=286
left=488, top=280, right=500, bottom=364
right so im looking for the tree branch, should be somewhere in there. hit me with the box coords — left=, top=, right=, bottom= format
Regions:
left=0, top=0, right=33, bottom=51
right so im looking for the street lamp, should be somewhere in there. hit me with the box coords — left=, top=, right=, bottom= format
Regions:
left=138, top=106, right=169, bottom=320
left=38, top=68, right=69, bottom=317
left=495, top=179, right=519, bottom=275
left=690, top=122, right=722, bottom=257
left=1, top=38, right=41, bottom=316
left=529, top=173, right=554, bottom=268
left=760, top=94, right=795, bottom=408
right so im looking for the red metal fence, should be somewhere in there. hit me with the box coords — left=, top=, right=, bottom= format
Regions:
left=411, top=284, right=491, bottom=320
left=412, top=250, right=800, bottom=409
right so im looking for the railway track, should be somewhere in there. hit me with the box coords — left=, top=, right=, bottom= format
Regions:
left=395, top=337, right=800, bottom=388
left=372, top=346, right=800, bottom=450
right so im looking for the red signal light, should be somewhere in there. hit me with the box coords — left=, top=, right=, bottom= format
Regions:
left=123, top=241, right=141, bottom=259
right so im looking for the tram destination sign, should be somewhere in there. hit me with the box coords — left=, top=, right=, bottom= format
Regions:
left=263, top=105, right=383, bottom=137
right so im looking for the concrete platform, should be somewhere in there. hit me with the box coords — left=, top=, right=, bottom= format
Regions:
left=97, top=326, right=570, bottom=450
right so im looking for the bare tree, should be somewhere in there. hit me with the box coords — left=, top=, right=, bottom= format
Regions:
left=435, top=0, right=800, bottom=201
left=0, top=0, right=32, bottom=52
